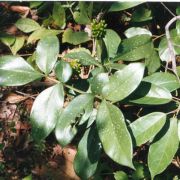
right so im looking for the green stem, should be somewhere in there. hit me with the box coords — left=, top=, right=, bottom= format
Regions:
left=46, top=76, right=102, bottom=100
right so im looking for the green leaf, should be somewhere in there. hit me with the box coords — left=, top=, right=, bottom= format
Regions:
left=143, top=72, right=180, bottom=92
left=74, top=127, right=101, bottom=179
left=131, top=7, right=152, bottom=22
left=104, top=63, right=126, bottom=70
left=114, top=171, right=128, bottom=180
left=62, top=28, right=90, bottom=45
left=55, top=61, right=72, bottom=83
left=177, top=66, right=180, bottom=77
left=64, top=49, right=101, bottom=66
left=145, top=50, right=161, bottom=74
left=11, top=36, right=25, bottom=55
left=30, top=83, right=64, bottom=142
left=52, top=2, right=66, bottom=28
left=109, top=2, right=144, bottom=12
left=96, top=100, right=134, bottom=168
left=73, top=2, right=93, bottom=25
left=176, top=7, right=180, bottom=34
left=90, top=73, right=109, bottom=95
left=103, top=29, right=121, bottom=58
left=125, top=27, right=152, bottom=38
left=55, top=94, right=94, bottom=147
left=103, top=63, right=145, bottom=102
left=0, top=33, right=15, bottom=47
left=15, top=18, right=41, bottom=33
left=22, top=174, right=32, bottom=180
left=0, top=56, right=42, bottom=86
left=113, top=35, right=153, bottom=62
left=178, top=120, right=180, bottom=141
left=129, top=112, right=166, bottom=146
left=36, top=35, right=59, bottom=74
left=30, top=2, right=43, bottom=8
left=132, top=162, right=150, bottom=180
left=148, top=118, right=179, bottom=179
left=158, top=29, right=180, bottom=62
left=27, top=28, right=62, bottom=44
left=129, top=82, right=172, bottom=105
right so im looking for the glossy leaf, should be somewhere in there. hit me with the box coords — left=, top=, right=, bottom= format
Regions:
left=129, top=82, right=172, bottom=105
left=96, top=100, right=134, bottom=168
left=0, top=33, right=15, bottom=47
left=131, top=7, right=152, bottom=22
left=104, top=63, right=126, bottom=70
left=109, top=2, right=144, bottom=12
left=36, top=35, right=59, bottom=74
left=103, top=63, right=145, bottom=102
left=90, top=73, right=109, bottom=95
left=73, top=2, right=92, bottom=25
left=113, top=35, right=152, bottom=62
left=30, top=83, right=64, bottom=142
left=103, top=29, right=121, bottom=58
left=143, top=72, right=180, bottom=92
left=178, top=120, right=180, bottom=141
left=64, top=49, right=101, bottom=66
left=87, top=108, right=97, bottom=128
left=27, top=28, right=62, bottom=44
left=114, top=171, right=128, bottom=180
left=148, top=118, right=179, bottom=179
left=158, top=29, right=180, bottom=62
left=125, top=27, right=152, bottom=38
left=129, top=112, right=166, bottom=146
left=55, top=94, right=94, bottom=147
left=0, top=56, right=42, bottom=86
left=177, top=66, right=180, bottom=77
left=15, top=18, right=41, bottom=33
left=145, top=50, right=161, bottom=74
left=30, top=2, right=43, bottom=8
left=11, top=36, right=25, bottom=55
left=52, top=2, right=66, bottom=28
left=55, top=61, right=72, bottom=83
left=74, top=127, right=101, bottom=179
left=62, top=28, right=90, bottom=45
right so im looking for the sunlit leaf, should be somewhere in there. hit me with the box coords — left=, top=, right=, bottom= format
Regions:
left=31, top=83, right=64, bottom=142
left=64, top=48, right=101, bottom=66
left=129, top=82, right=172, bottom=105
left=27, top=28, right=62, bottom=44
left=52, top=2, right=66, bottom=28
left=55, top=60, right=72, bottom=83
left=125, top=27, right=152, bottom=38
left=109, top=2, right=144, bottom=12
left=103, top=63, right=145, bottom=102
left=15, top=18, right=41, bottom=33
left=55, top=94, right=94, bottom=147
left=0, top=56, right=42, bottom=86
left=96, top=100, right=134, bottom=168
left=148, top=118, right=179, bottom=179
left=74, top=126, right=101, bottom=179
left=129, top=112, right=166, bottom=146
left=103, top=29, right=121, bottom=58
left=36, top=35, right=59, bottom=74
left=143, top=72, right=180, bottom=92
left=11, top=36, right=25, bottom=55
left=113, top=35, right=153, bottom=62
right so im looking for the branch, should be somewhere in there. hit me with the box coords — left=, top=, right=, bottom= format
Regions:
left=165, top=16, right=180, bottom=81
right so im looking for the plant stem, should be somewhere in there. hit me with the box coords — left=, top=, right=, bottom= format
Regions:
left=46, top=76, right=102, bottom=100
left=165, top=15, right=180, bottom=82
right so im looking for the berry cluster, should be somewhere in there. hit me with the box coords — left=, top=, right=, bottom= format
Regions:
left=91, top=19, right=107, bottom=39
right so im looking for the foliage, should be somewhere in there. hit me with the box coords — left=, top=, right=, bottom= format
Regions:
left=0, top=1, right=180, bottom=179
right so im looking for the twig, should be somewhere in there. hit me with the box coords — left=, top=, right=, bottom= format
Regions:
left=165, top=16, right=180, bottom=81
left=152, top=34, right=165, bottom=41
left=161, top=3, right=176, bottom=17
